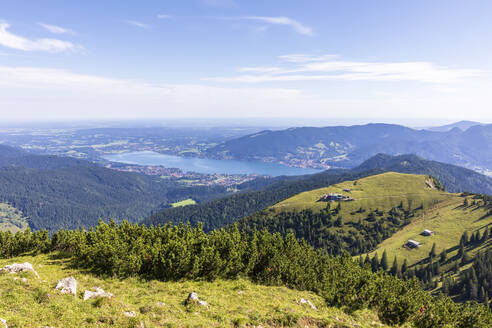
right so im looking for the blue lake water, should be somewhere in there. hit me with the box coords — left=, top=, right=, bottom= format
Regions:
left=103, top=151, right=322, bottom=177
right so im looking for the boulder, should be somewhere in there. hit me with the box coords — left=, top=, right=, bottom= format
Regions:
left=299, top=298, right=316, bottom=310
left=83, top=287, right=114, bottom=301
left=0, top=262, right=39, bottom=278
left=0, top=318, right=6, bottom=328
left=55, top=277, right=77, bottom=296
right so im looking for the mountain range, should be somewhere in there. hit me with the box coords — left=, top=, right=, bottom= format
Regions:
left=206, top=123, right=492, bottom=173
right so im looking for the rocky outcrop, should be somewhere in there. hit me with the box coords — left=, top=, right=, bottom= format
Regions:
left=0, top=262, right=39, bottom=278
left=0, top=318, right=7, bottom=328
left=55, top=277, right=77, bottom=296
left=83, top=287, right=114, bottom=301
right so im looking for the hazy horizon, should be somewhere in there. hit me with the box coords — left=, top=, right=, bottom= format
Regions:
left=1, top=0, right=492, bottom=122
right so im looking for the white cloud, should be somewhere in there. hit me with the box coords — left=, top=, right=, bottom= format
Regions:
left=39, top=23, right=76, bottom=35
left=204, top=55, right=482, bottom=84
left=124, top=20, right=150, bottom=29
left=240, top=16, right=313, bottom=36
left=157, top=14, right=172, bottom=19
left=0, top=23, right=78, bottom=53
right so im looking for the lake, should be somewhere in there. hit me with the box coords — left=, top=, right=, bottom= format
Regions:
left=103, top=151, right=322, bottom=177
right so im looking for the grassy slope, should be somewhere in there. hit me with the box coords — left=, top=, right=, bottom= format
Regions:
left=271, top=172, right=453, bottom=225
left=171, top=198, right=197, bottom=208
left=267, top=172, right=492, bottom=268
left=0, top=203, right=28, bottom=233
left=0, top=254, right=393, bottom=328
left=371, top=195, right=491, bottom=266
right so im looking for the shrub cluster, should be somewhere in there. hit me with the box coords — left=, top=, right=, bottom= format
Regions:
left=0, top=221, right=490, bottom=327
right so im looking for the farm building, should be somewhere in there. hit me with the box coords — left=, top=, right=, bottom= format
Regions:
left=422, top=229, right=434, bottom=236
left=406, top=239, right=421, bottom=248
left=319, top=193, right=354, bottom=202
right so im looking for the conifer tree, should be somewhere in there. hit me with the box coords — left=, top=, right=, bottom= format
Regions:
left=390, top=256, right=399, bottom=276
left=439, top=249, right=447, bottom=263
left=381, top=250, right=389, bottom=271
left=371, top=252, right=379, bottom=272
left=429, top=242, right=436, bottom=258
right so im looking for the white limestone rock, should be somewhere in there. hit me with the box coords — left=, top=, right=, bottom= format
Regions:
left=0, top=318, right=7, bottom=328
left=83, top=287, right=114, bottom=301
left=299, top=298, right=316, bottom=310
left=55, top=277, right=77, bottom=296
left=0, top=262, right=39, bottom=278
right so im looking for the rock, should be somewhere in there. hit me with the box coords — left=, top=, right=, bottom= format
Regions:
left=156, top=301, right=166, bottom=307
left=83, top=287, right=114, bottom=301
left=123, top=311, right=136, bottom=318
left=0, top=318, right=6, bottom=328
left=299, top=298, right=316, bottom=310
left=0, top=262, right=39, bottom=278
left=187, top=292, right=199, bottom=302
left=55, top=277, right=77, bottom=296
left=186, top=292, right=208, bottom=307
left=197, top=300, right=208, bottom=307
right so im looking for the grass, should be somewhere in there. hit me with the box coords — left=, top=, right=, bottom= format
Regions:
left=171, top=198, right=197, bottom=208
left=369, top=195, right=491, bottom=266
left=0, top=254, right=394, bottom=328
left=0, top=203, right=29, bottom=233
left=272, top=172, right=453, bottom=225
left=269, top=172, right=492, bottom=270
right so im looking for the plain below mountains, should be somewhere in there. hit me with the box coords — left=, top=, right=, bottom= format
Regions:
left=206, top=122, right=492, bottom=173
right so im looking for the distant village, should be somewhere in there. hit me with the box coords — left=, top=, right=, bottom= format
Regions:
left=106, top=163, right=263, bottom=187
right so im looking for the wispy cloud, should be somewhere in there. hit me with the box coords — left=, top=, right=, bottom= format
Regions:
left=157, top=14, right=172, bottom=19
left=239, top=16, right=313, bottom=36
left=39, top=23, right=76, bottom=35
left=0, top=22, right=79, bottom=53
left=204, top=54, right=482, bottom=84
left=124, top=20, right=150, bottom=29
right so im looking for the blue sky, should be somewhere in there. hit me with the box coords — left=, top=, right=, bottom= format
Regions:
left=0, top=0, right=491, bottom=124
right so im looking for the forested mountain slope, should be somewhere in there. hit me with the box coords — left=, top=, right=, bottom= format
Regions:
left=206, top=123, right=492, bottom=172
left=0, top=145, right=229, bottom=231
left=145, top=154, right=492, bottom=230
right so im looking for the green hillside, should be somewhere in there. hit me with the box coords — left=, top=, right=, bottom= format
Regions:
left=238, top=172, right=457, bottom=256
left=370, top=195, right=490, bottom=266
left=238, top=172, right=492, bottom=306
left=272, top=172, right=451, bottom=217
left=0, top=203, right=28, bottom=233
left=0, top=254, right=390, bottom=328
